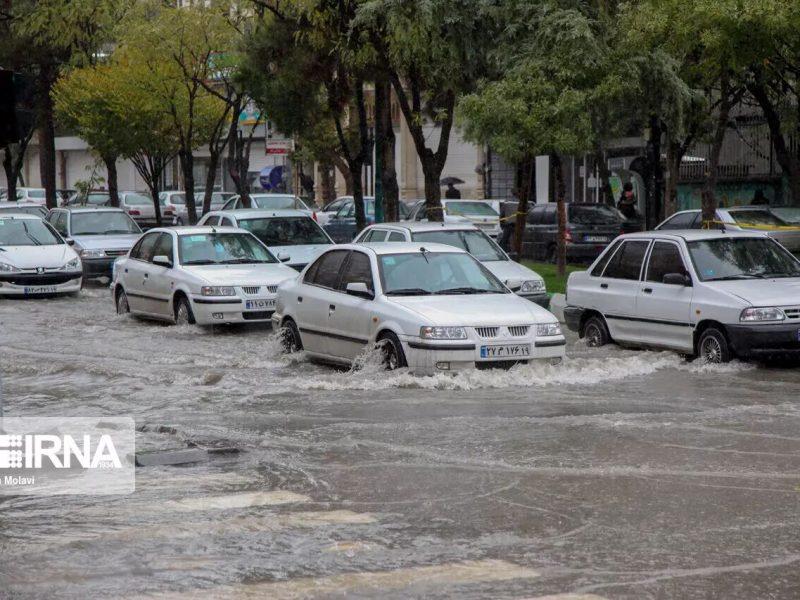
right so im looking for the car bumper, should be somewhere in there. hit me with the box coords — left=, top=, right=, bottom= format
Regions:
left=0, top=271, right=82, bottom=296
left=190, top=295, right=276, bottom=325
left=400, top=336, right=566, bottom=374
left=563, top=306, right=585, bottom=332
left=81, top=257, right=117, bottom=278
left=726, top=323, right=800, bottom=358
left=517, top=292, right=550, bottom=308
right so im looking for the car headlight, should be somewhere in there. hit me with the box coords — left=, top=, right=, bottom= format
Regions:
left=420, top=326, right=467, bottom=340
left=59, top=258, right=80, bottom=271
left=201, top=286, right=236, bottom=297
left=740, top=307, right=785, bottom=322
left=520, top=279, right=546, bottom=293
left=536, top=322, right=562, bottom=337
left=0, top=261, right=20, bottom=273
left=80, top=249, right=106, bottom=259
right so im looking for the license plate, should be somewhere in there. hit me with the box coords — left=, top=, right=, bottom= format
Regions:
left=245, top=299, right=275, bottom=310
left=585, top=235, right=609, bottom=242
left=24, top=286, right=57, bottom=295
left=480, top=344, right=531, bottom=359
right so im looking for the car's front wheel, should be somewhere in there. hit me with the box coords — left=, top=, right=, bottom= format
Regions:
left=697, top=327, right=732, bottom=363
left=281, top=319, right=303, bottom=353
left=582, top=315, right=610, bottom=348
left=174, top=296, right=195, bottom=326
left=116, top=288, right=130, bottom=315
left=379, top=332, right=407, bottom=370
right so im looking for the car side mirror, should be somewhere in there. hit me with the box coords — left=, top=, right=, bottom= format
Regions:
left=277, top=251, right=291, bottom=262
left=663, top=272, right=691, bottom=286
left=345, top=282, right=374, bottom=299
left=65, top=237, right=75, bottom=246
left=152, top=255, right=173, bottom=268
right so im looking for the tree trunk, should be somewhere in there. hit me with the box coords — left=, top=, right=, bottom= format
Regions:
left=2, top=146, right=16, bottom=202
left=331, top=155, right=352, bottom=196
left=102, top=154, right=119, bottom=207
left=226, top=101, right=252, bottom=208
left=552, top=153, right=567, bottom=278
left=319, top=161, right=336, bottom=205
left=594, top=145, right=613, bottom=206
left=644, top=115, right=663, bottom=229
left=179, top=150, right=198, bottom=224
left=351, top=162, right=366, bottom=233
left=375, top=77, right=399, bottom=222
left=701, top=85, right=732, bottom=225
left=37, top=69, right=57, bottom=209
left=203, top=150, right=220, bottom=215
left=421, top=158, right=443, bottom=222
left=664, top=138, right=683, bottom=219
left=513, top=156, right=535, bottom=257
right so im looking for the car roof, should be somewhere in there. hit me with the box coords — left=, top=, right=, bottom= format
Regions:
left=170, top=226, right=243, bottom=235
left=0, top=212, right=42, bottom=220
left=364, top=221, right=478, bottom=233
left=351, top=242, right=464, bottom=255
left=0, top=202, right=43, bottom=208
left=56, top=206, right=126, bottom=213
left=621, top=229, right=769, bottom=242
left=210, top=208, right=310, bottom=219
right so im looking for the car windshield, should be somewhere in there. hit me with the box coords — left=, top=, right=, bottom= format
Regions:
left=770, top=208, right=800, bottom=224
left=0, top=218, right=63, bottom=246
left=444, top=201, right=498, bottom=217
left=379, top=251, right=508, bottom=295
left=238, top=217, right=331, bottom=246
left=569, top=204, right=623, bottom=224
left=412, top=230, right=505, bottom=261
left=124, top=193, right=151, bottom=206
left=252, top=195, right=308, bottom=210
left=71, top=212, right=141, bottom=235
left=178, top=232, right=277, bottom=265
left=728, top=210, right=786, bottom=227
left=688, top=237, right=800, bottom=281
left=161, top=193, right=186, bottom=205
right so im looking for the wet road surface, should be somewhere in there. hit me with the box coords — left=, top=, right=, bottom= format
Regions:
left=1, top=286, right=800, bottom=599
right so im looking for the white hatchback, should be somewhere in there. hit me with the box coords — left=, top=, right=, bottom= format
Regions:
left=272, top=242, right=565, bottom=374
left=564, top=230, right=800, bottom=362
left=0, top=214, right=82, bottom=296
left=112, top=227, right=298, bottom=326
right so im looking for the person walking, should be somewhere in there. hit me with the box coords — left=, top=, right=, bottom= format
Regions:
left=617, top=182, right=638, bottom=220
left=444, top=183, right=461, bottom=199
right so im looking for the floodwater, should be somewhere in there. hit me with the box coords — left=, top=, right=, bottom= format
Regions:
left=1, top=286, right=800, bottom=599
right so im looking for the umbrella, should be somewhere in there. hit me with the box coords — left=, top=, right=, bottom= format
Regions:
left=440, top=176, right=465, bottom=186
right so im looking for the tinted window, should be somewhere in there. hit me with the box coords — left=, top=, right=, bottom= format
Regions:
left=659, top=212, right=698, bottom=230
left=204, top=216, right=220, bottom=226
left=365, top=229, right=387, bottom=242
left=308, top=249, right=348, bottom=288
left=569, top=204, right=622, bottom=225
left=543, top=205, right=557, bottom=225
left=603, top=240, right=649, bottom=280
left=131, top=233, right=159, bottom=262
left=220, top=217, right=234, bottom=227
left=590, top=240, right=622, bottom=276
left=239, top=217, right=331, bottom=246
left=527, top=206, right=543, bottom=225
left=646, top=242, right=688, bottom=283
left=339, top=251, right=373, bottom=291
left=152, top=233, right=174, bottom=262
left=387, top=231, right=405, bottom=242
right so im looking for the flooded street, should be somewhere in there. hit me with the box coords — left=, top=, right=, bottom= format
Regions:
left=2, top=287, right=800, bottom=599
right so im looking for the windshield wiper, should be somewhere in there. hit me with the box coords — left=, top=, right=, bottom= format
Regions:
left=434, top=287, right=498, bottom=295
left=705, top=274, right=762, bottom=281
left=385, top=287, right=432, bottom=296
left=103, top=229, right=135, bottom=234
left=220, top=258, right=268, bottom=264
left=182, top=260, right=218, bottom=265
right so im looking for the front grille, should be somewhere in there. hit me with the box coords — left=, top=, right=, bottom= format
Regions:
left=242, top=310, right=273, bottom=321
left=476, top=360, right=526, bottom=370
left=508, top=325, right=530, bottom=336
left=475, top=326, right=499, bottom=338
left=266, top=285, right=278, bottom=294
left=242, top=286, right=260, bottom=295
left=784, top=308, right=800, bottom=319
left=105, top=249, right=128, bottom=257
left=6, top=274, right=80, bottom=286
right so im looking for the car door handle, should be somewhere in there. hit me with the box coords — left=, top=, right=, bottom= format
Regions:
left=297, top=296, right=303, bottom=303
left=600, top=283, right=608, bottom=289
left=329, top=304, right=336, bottom=311
left=642, top=287, right=653, bottom=294
left=144, top=273, right=148, bottom=278
left=124, top=268, right=128, bottom=273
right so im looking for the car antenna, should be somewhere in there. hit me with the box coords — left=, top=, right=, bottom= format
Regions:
left=419, top=246, right=430, bottom=263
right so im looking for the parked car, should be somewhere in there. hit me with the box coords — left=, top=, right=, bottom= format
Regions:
left=65, top=190, right=111, bottom=207
left=0, top=202, right=48, bottom=218
left=316, top=197, right=350, bottom=227
left=111, top=227, right=298, bottom=326
left=354, top=222, right=549, bottom=307
left=46, top=207, right=142, bottom=279
left=12, top=187, right=47, bottom=205
left=221, top=193, right=314, bottom=216
left=0, top=213, right=82, bottom=296
left=273, top=242, right=565, bottom=373
left=523, top=202, right=625, bottom=263
left=656, top=206, right=800, bottom=253
left=564, top=229, right=800, bottom=363
left=323, top=197, right=411, bottom=243
left=770, top=207, right=800, bottom=225
left=408, top=199, right=501, bottom=238
left=119, top=191, right=159, bottom=229
left=160, top=191, right=232, bottom=224
left=198, top=209, right=334, bottom=272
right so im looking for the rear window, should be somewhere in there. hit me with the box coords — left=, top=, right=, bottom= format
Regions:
left=569, top=205, right=622, bottom=225
left=124, top=194, right=151, bottom=206
left=444, top=201, right=498, bottom=217
left=729, top=210, right=786, bottom=227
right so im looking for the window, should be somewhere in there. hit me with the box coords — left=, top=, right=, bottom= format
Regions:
left=526, top=207, right=543, bottom=225
left=412, top=230, right=505, bottom=262
left=658, top=212, right=699, bottom=230
left=646, top=242, right=688, bottom=283
left=590, top=240, right=622, bottom=276
left=220, top=217, right=234, bottom=227
left=71, top=212, right=139, bottom=235
left=0, top=218, right=63, bottom=246
left=338, top=251, right=373, bottom=291
left=603, top=240, right=650, bottom=280
left=204, top=216, right=220, bottom=226
left=306, top=249, right=348, bottom=288
left=387, top=231, right=406, bottom=242
left=569, top=204, right=623, bottom=225
left=54, top=212, right=69, bottom=235
left=364, top=229, right=387, bottom=242
left=131, top=233, right=160, bottom=262
left=728, top=210, right=786, bottom=227
left=238, top=217, right=331, bottom=246
left=687, top=237, right=800, bottom=281
left=379, top=252, right=508, bottom=295
left=152, top=233, right=174, bottom=262
left=542, top=205, right=557, bottom=225
left=444, top=201, right=498, bottom=217
left=123, top=193, right=152, bottom=206
left=178, top=233, right=276, bottom=265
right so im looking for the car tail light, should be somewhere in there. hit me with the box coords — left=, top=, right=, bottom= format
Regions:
left=164, top=208, right=175, bottom=216
left=312, top=211, right=318, bottom=222
left=564, top=228, right=573, bottom=243
left=128, top=209, right=141, bottom=216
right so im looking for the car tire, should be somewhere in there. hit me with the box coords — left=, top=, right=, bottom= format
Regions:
left=116, top=288, right=130, bottom=315
left=379, top=332, right=407, bottom=370
left=281, top=319, right=303, bottom=353
left=582, top=315, right=610, bottom=348
left=174, top=295, right=195, bottom=326
left=697, top=327, right=732, bottom=364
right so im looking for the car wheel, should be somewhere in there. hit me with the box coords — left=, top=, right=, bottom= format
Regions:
left=582, top=315, right=610, bottom=348
left=281, top=319, right=303, bottom=353
left=379, top=332, right=407, bottom=370
left=697, top=327, right=732, bottom=364
left=174, top=296, right=195, bottom=326
left=116, top=288, right=130, bottom=315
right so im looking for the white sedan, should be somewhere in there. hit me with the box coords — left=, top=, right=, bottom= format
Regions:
left=272, top=242, right=565, bottom=373
left=112, top=227, right=298, bottom=326
left=0, top=213, right=82, bottom=296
